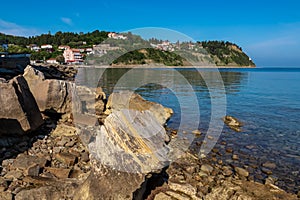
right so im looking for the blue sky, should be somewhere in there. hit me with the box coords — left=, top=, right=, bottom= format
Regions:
left=1, top=0, right=300, bottom=66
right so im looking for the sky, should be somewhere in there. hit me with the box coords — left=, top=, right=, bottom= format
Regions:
left=1, top=0, right=300, bottom=66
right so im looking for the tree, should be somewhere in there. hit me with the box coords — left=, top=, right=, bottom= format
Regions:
left=56, top=55, right=65, bottom=64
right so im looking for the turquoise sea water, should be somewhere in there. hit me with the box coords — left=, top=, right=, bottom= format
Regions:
left=77, top=67, right=300, bottom=192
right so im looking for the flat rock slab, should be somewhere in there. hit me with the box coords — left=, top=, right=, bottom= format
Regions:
left=106, top=91, right=173, bottom=125
left=12, top=154, right=48, bottom=171
left=88, top=109, right=170, bottom=174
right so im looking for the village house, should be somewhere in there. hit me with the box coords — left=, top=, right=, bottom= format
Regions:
left=41, top=44, right=53, bottom=53
left=26, top=44, right=40, bottom=52
left=46, top=58, right=58, bottom=64
left=63, top=48, right=83, bottom=64
left=58, top=45, right=70, bottom=51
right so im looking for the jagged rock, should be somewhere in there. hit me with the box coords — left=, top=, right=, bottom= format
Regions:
left=55, top=152, right=77, bottom=166
left=0, top=76, right=43, bottom=135
left=75, top=108, right=170, bottom=199
left=105, top=91, right=173, bottom=125
left=45, top=167, right=71, bottom=179
left=24, top=164, right=40, bottom=177
left=88, top=109, right=169, bottom=173
left=23, top=65, right=73, bottom=114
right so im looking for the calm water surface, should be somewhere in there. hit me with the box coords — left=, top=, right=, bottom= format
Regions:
left=77, top=67, right=300, bottom=192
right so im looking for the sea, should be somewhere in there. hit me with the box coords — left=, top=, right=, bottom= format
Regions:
left=76, top=67, right=300, bottom=193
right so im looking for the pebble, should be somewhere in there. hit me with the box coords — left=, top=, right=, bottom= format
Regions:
left=192, top=130, right=201, bottom=135
left=234, top=167, right=249, bottom=177
left=261, top=167, right=273, bottom=175
left=262, top=162, right=276, bottom=169
left=225, top=148, right=233, bottom=153
left=201, top=164, right=214, bottom=175
left=232, top=154, right=239, bottom=160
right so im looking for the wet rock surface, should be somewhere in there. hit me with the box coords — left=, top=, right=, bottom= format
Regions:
left=149, top=152, right=298, bottom=200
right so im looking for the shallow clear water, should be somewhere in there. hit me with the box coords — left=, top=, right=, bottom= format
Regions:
left=77, top=67, right=300, bottom=192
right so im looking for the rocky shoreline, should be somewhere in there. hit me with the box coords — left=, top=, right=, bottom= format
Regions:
left=0, top=65, right=299, bottom=199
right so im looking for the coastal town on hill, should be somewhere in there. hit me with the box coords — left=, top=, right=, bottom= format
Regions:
left=0, top=31, right=254, bottom=68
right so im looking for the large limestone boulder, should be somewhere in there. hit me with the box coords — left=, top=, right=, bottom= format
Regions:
left=23, top=66, right=106, bottom=122
left=75, top=109, right=170, bottom=199
left=105, top=91, right=173, bottom=125
left=23, top=65, right=72, bottom=114
left=0, top=76, right=43, bottom=135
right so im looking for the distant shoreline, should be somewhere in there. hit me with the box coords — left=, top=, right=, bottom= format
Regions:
left=75, top=64, right=256, bottom=69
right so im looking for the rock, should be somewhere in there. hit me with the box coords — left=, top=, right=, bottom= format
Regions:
left=0, top=76, right=43, bottom=135
left=12, top=154, right=47, bottom=170
left=265, top=176, right=277, bottom=185
left=80, top=151, right=90, bottom=163
left=0, top=191, right=13, bottom=200
left=200, top=164, right=214, bottom=175
left=223, top=115, right=242, bottom=132
left=75, top=108, right=170, bottom=199
left=261, top=167, right=273, bottom=175
left=15, top=186, right=62, bottom=200
left=154, top=192, right=172, bottom=200
left=45, top=167, right=71, bottom=179
left=223, top=169, right=233, bottom=177
left=234, top=167, right=249, bottom=177
left=4, top=170, right=23, bottom=180
left=24, top=164, right=40, bottom=177
left=51, top=124, right=78, bottom=137
left=192, top=130, right=201, bottom=135
left=232, top=154, right=239, bottom=160
left=262, top=161, right=276, bottom=169
left=225, top=148, right=233, bottom=153
left=88, top=109, right=169, bottom=173
left=105, top=91, right=173, bottom=125
left=55, top=152, right=77, bottom=166
left=165, top=191, right=191, bottom=200
left=204, top=180, right=298, bottom=200
left=23, top=65, right=73, bottom=114
left=168, top=182, right=197, bottom=197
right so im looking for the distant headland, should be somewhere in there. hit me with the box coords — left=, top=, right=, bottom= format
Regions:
left=0, top=30, right=255, bottom=68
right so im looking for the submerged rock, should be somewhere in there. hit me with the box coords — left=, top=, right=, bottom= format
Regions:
left=223, top=115, right=242, bottom=132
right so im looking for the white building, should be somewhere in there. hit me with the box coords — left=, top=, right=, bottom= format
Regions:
left=63, top=48, right=83, bottom=64
left=46, top=58, right=58, bottom=64
left=108, top=32, right=127, bottom=40
left=41, top=44, right=53, bottom=49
